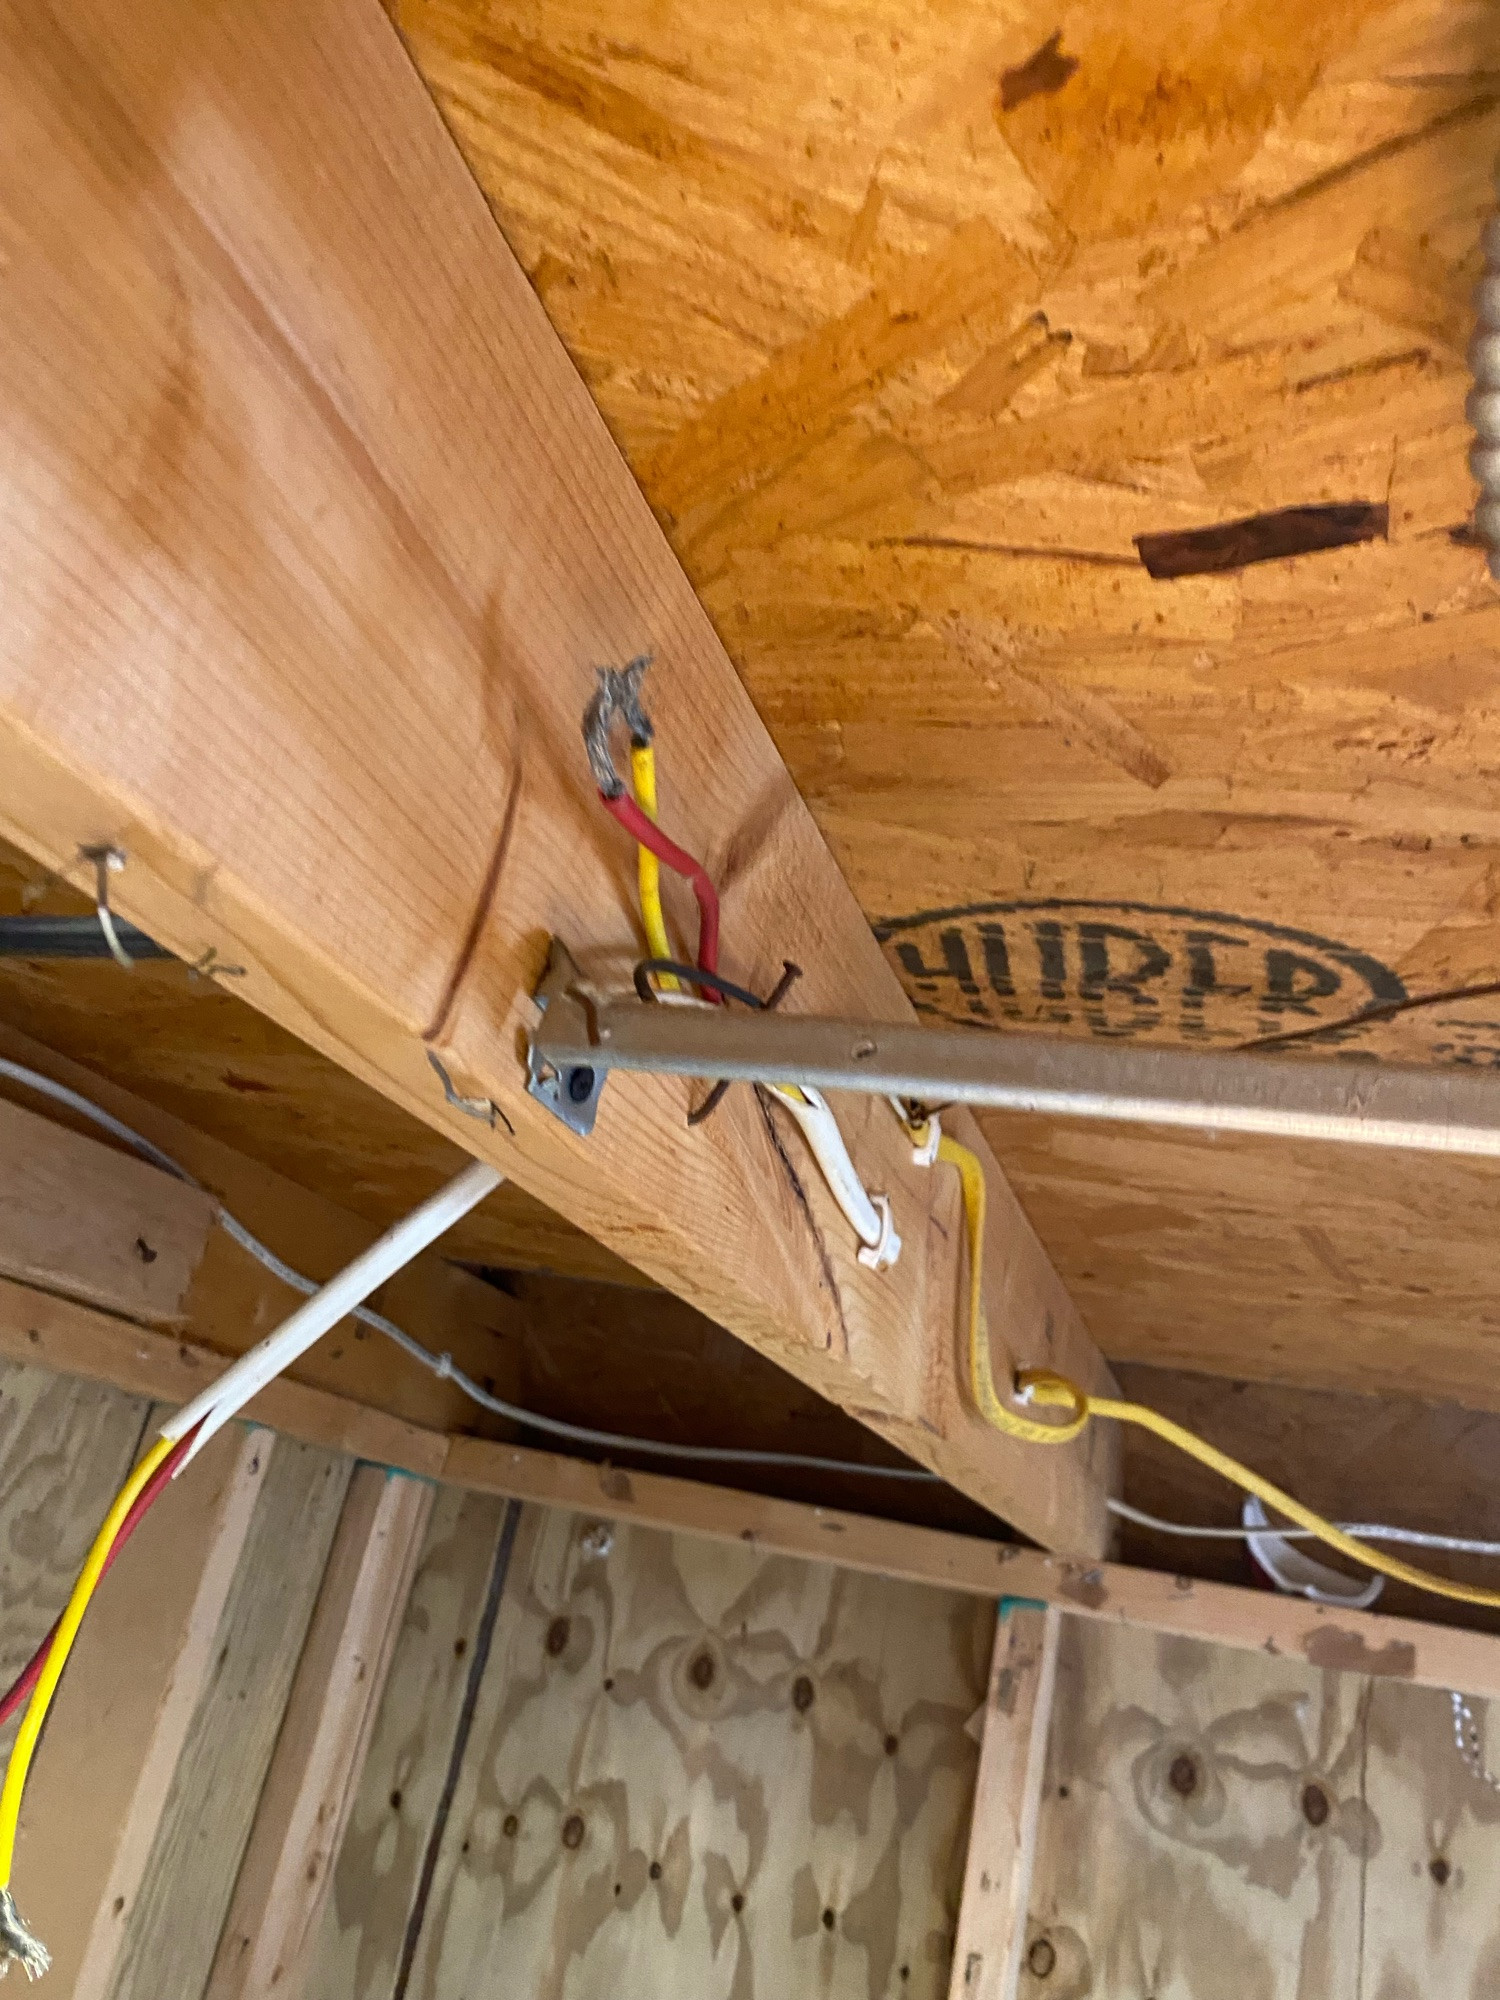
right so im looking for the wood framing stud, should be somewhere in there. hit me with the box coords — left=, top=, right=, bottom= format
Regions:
left=949, top=1605, right=1061, bottom=2000
left=24, top=1424, right=271, bottom=1999
left=206, top=1465, right=434, bottom=2000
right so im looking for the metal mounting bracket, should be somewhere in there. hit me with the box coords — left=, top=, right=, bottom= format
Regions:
left=526, top=938, right=609, bottom=1138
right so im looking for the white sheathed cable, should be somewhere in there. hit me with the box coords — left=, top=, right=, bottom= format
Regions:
left=768, top=1084, right=900, bottom=1267
left=1109, top=1497, right=1500, bottom=1558
left=0, top=1059, right=191, bottom=1181
left=1239, top=1494, right=1384, bottom=1609
left=0, top=1056, right=936, bottom=1478
left=162, top=1158, right=503, bottom=1462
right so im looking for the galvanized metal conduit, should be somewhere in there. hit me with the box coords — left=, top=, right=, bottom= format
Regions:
left=530, top=967, right=1500, bottom=1158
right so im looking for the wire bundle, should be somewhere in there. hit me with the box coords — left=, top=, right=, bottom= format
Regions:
left=908, top=1115, right=1500, bottom=1615
left=0, top=1130, right=502, bottom=1976
left=589, top=665, right=899, bottom=1266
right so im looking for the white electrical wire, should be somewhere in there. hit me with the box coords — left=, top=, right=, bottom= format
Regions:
left=164, top=1158, right=503, bottom=1463
left=768, top=1083, right=900, bottom=1268
left=1111, top=1496, right=1500, bottom=1559
left=0, top=1058, right=937, bottom=1481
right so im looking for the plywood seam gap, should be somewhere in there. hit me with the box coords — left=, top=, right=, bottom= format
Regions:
left=391, top=1496, right=523, bottom=2000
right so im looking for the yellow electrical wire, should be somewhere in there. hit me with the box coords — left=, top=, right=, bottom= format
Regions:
left=629, top=742, right=679, bottom=992
left=933, top=1126, right=1500, bottom=1614
left=0, top=1434, right=175, bottom=1886
left=937, top=1130, right=1090, bottom=1446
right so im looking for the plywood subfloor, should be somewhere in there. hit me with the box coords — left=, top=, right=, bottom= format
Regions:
left=380, top=0, right=1500, bottom=1406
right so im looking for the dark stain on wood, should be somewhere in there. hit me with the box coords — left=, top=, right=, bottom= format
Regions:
left=1302, top=1626, right=1417, bottom=1678
left=1135, top=501, right=1388, bottom=578
left=598, top=1466, right=634, bottom=1503
left=998, top=31, right=1079, bottom=113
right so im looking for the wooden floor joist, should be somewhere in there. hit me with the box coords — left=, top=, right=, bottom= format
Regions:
left=0, top=0, right=1115, bottom=1553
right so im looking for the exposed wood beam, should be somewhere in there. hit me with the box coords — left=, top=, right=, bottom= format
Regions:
left=0, top=1097, right=214, bottom=1325
left=4, top=1272, right=1500, bottom=1702
left=0, top=1021, right=527, bottom=1441
left=948, top=1605, right=1061, bottom=2000
left=206, top=1466, right=432, bottom=2000
left=0, top=0, right=1112, bottom=1551
left=0, top=1022, right=951, bottom=1508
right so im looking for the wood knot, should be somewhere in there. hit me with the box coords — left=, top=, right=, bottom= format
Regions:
left=561, top=1813, right=585, bottom=1850
left=1168, top=1753, right=1199, bottom=1798
left=793, top=1675, right=815, bottom=1712
left=690, top=1649, right=716, bottom=1690
left=1027, top=1936, right=1057, bottom=1980
left=1302, top=1782, right=1330, bottom=1827
left=545, top=1617, right=570, bottom=1657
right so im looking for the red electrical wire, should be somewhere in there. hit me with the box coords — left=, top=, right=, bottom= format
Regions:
left=0, top=1427, right=198, bottom=1728
left=601, top=790, right=721, bottom=983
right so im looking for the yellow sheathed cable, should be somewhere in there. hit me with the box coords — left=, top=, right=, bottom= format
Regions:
left=936, top=1132, right=1088, bottom=1447
left=0, top=1433, right=175, bottom=1886
left=933, top=1126, right=1500, bottom=1613
left=629, top=742, right=679, bottom=992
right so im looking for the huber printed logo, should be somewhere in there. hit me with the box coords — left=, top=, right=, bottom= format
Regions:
left=875, top=900, right=1408, bottom=1045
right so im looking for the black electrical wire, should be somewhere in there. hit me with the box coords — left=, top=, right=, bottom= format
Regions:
left=0, top=916, right=170, bottom=961
left=633, top=959, right=768, bottom=1009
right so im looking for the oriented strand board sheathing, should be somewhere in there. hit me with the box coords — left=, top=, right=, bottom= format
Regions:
left=387, top=0, right=1500, bottom=1403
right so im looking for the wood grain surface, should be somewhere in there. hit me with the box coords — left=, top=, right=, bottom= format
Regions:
left=0, top=0, right=1113, bottom=1553
left=33, top=1415, right=269, bottom=2000
left=0, top=841, right=633, bottom=1289
left=206, top=1466, right=434, bottom=2000
left=0, top=1361, right=150, bottom=1769
left=379, top=0, right=1500, bottom=1413
left=948, top=1606, right=1061, bottom=2000
left=1024, top=1616, right=1500, bottom=2000
left=0, top=1096, right=214, bottom=1326
left=10, top=1277, right=1500, bottom=1707
left=105, top=1440, right=353, bottom=2000
left=402, top=1506, right=992, bottom=2000
left=307, top=1487, right=517, bottom=1999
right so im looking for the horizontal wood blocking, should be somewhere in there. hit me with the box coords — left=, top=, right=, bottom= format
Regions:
left=3, top=1269, right=1499, bottom=1706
